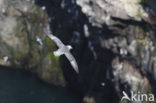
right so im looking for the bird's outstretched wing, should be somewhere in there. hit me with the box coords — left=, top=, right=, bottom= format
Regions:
left=46, top=33, right=64, bottom=48
left=65, top=52, right=79, bottom=73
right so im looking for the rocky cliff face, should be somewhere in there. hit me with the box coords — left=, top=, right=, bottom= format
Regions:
left=0, top=0, right=156, bottom=103
left=0, top=0, right=66, bottom=86
left=76, top=0, right=147, bottom=27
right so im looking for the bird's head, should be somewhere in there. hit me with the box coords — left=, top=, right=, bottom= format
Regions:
left=67, top=45, right=72, bottom=50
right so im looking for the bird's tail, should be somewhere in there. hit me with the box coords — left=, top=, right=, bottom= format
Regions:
left=53, top=49, right=63, bottom=56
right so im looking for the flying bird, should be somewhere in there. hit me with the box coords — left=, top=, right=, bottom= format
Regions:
left=36, top=36, right=43, bottom=46
left=45, top=32, right=79, bottom=73
left=3, top=56, right=8, bottom=63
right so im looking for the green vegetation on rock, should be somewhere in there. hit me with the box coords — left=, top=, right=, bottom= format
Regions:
left=137, top=0, right=147, bottom=4
left=48, top=52, right=60, bottom=61
left=136, top=10, right=142, bottom=20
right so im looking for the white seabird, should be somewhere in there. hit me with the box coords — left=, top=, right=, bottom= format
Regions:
left=36, top=36, right=43, bottom=46
left=3, top=56, right=8, bottom=62
left=45, top=33, right=79, bottom=73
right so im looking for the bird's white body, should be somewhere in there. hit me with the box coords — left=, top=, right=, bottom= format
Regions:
left=45, top=33, right=79, bottom=73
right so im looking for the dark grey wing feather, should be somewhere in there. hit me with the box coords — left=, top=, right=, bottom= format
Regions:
left=65, top=52, right=79, bottom=73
